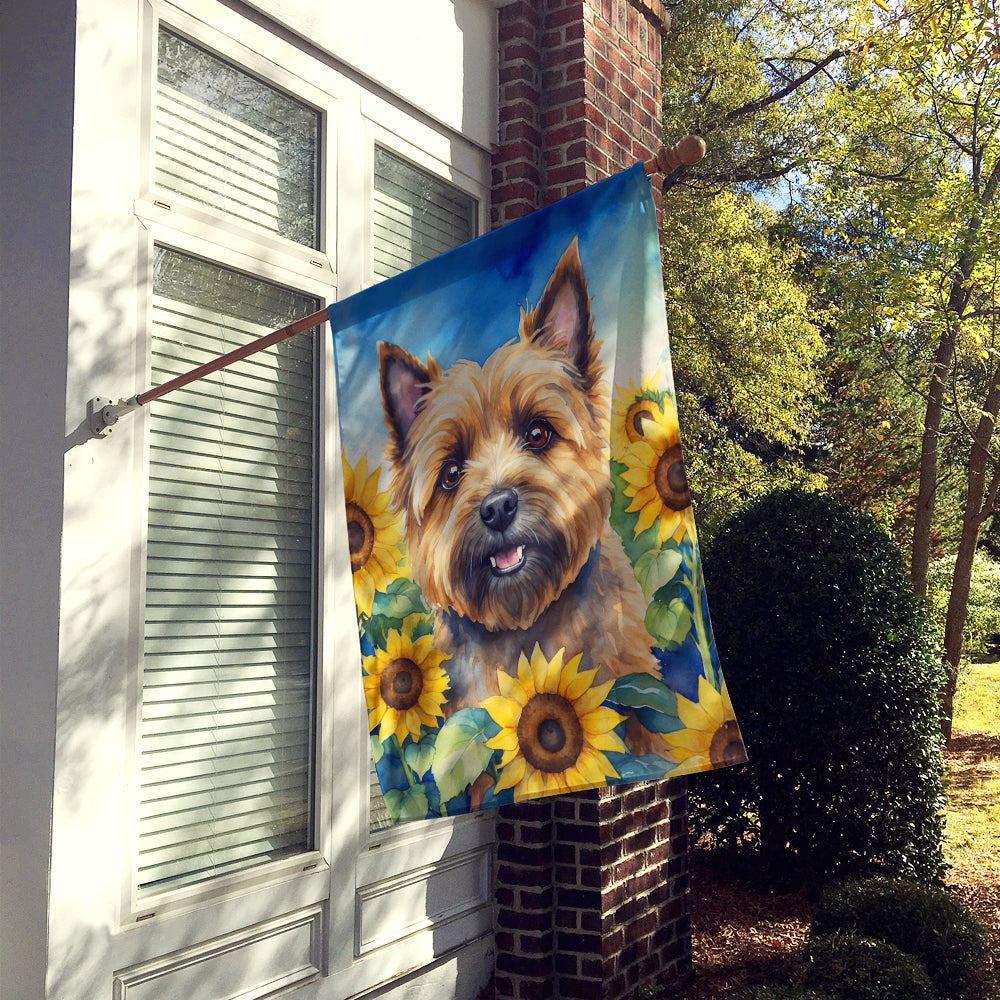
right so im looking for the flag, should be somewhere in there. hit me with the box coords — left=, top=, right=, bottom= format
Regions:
left=329, top=164, right=746, bottom=823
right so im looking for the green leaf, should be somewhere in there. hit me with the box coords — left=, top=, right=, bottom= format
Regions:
left=403, top=730, right=437, bottom=778
left=370, top=578, right=428, bottom=625
left=644, top=597, right=694, bottom=648
left=634, top=545, right=684, bottom=602
left=607, top=672, right=681, bottom=732
left=431, top=708, right=498, bottom=803
left=383, top=785, right=429, bottom=823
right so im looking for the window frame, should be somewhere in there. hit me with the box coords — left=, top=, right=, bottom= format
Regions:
left=113, top=0, right=496, bottom=988
left=125, top=0, right=340, bottom=927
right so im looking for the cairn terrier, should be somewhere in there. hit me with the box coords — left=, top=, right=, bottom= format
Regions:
left=377, top=239, right=661, bottom=723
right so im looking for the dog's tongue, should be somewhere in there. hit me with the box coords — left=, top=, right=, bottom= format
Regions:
left=494, top=546, right=521, bottom=570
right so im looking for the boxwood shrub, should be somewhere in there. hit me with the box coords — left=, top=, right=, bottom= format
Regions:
left=733, top=987, right=836, bottom=1000
left=692, top=489, right=946, bottom=882
left=811, top=878, right=988, bottom=999
left=791, top=933, right=934, bottom=1000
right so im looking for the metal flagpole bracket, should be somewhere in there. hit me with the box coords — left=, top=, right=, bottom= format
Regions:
left=88, top=395, right=140, bottom=438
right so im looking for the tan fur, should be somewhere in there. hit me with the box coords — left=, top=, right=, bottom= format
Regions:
left=378, top=240, right=662, bottom=751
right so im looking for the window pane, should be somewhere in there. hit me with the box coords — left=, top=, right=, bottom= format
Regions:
left=139, top=247, right=318, bottom=895
left=368, top=150, right=477, bottom=830
left=156, top=28, right=320, bottom=248
left=372, top=146, right=477, bottom=279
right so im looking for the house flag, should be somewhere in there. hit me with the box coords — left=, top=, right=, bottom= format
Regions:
left=329, top=163, right=747, bottom=823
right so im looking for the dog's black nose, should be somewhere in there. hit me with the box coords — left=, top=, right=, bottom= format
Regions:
left=480, top=488, right=518, bottom=532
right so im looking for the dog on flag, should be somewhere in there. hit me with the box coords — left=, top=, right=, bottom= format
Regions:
left=377, top=239, right=662, bottom=746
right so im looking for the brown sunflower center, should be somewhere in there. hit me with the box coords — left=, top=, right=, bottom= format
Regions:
left=517, top=692, right=584, bottom=774
left=709, top=720, right=745, bottom=768
left=653, top=443, right=691, bottom=512
left=379, top=657, right=423, bottom=711
left=625, top=399, right=660, bottom=443
left=345, top=500, right=375, bottom=573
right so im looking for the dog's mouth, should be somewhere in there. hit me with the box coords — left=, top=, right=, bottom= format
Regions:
left=489, top=544, right=525, bottom=576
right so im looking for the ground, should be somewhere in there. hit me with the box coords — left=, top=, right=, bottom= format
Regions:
left=669, top=723, right=1000, bottom=1000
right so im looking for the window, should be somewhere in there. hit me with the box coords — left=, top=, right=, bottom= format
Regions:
left=366, top=146, right=478, bottom=832
left=155, top=28, right=320, bottom=247
left=136, top=25, right=323, bottom=898
left=115, top=5, right=494, bottom=992
left=372, top=145, right=478, bottom=279
left=139, top=248, right=318, bottom=895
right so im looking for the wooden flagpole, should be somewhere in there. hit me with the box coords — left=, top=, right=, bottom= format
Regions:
left=88, top=135, right=705, bottom=437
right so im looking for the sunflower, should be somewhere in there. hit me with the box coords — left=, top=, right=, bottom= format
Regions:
left=610, top=372, right=664, bottom=462
left=362, top=614, right=450, bottom=744
left=482, top=645, right=627, bottom=802
left=342, top=452, right=408, bottom=616
left=617, top=393, right=693, bottom=545
left=660, top=674, right=746, bottom=771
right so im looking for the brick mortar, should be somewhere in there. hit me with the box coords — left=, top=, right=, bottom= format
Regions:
left=492, top=3, right=687, bottom=995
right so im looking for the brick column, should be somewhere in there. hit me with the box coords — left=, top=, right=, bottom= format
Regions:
left=491, top=3, right=692, bottom=999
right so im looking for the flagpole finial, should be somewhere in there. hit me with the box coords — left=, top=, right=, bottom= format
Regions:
left=643, top=135, right=706, bottom=176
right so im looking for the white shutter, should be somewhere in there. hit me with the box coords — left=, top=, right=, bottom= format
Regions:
left=368, top=148, right=478, bottom=830
left=138, top=248, right=319, bottom=895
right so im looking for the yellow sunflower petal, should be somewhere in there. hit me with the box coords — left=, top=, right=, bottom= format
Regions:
left=355, top=572, right=376, bottom=615
left=482, top=695, right=523, bottom=729
left=497, top=668, right=529, bottom=706
left=575, top=746, right=619, bottom=784
left=485, top=727, right=520, bottom=753
left=570, top=682, right=616, bottom=717
left=494, top=753, right=527, bottom=794
left=662, top=727, right=712, bottom=753
left=620, top=465, right=655, bottom=487
left=561, top=665, right=601, bottom=701
left=632, top=499, right=660, bottom=536
left=516, top=650, right=537, bottom=695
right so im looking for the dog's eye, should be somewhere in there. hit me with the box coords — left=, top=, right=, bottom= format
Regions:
left=524, top=419, right=553, bottom=451
left=439, top=460, right=463, bottom=491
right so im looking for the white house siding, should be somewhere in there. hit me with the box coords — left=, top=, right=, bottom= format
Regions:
left=0, top=1, right=498, bottom=998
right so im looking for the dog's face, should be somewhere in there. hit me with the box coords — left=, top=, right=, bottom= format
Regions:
left=377, top=239, right=612, bottom=632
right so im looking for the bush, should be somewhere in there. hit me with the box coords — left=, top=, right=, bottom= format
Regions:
left=732, top=987, right=836, bottom=1000
left=790, top=933, right=934, bottom=1000
left=811, top=878, right=988, bottom=999
left=692, top=489, right=946, bottom=882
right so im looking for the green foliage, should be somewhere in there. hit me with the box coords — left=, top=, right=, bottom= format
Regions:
left=692, top=488, right=947, bottom=882
left=927, top=550, right=1000, bottom=658
left=664, top=188, right=827, bottom=538
left=732, top=987, right=836, bottom=1000
left=811, top=878, right=988, bottom=999
left=790, top=934, right=934, bottom=1000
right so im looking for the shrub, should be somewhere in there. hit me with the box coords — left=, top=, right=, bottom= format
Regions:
left=811, top=878, right=988, bottom=999
left=692, top=489, right=946, bottom=882
left=732, top=987, right=836, bottom=1000
left=790, top=933, right=934, bottom=1000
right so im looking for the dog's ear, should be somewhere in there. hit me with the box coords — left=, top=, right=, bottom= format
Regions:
left=378, top=342, right=435, bottom=455
left=522, top=237, right=600, bottom=388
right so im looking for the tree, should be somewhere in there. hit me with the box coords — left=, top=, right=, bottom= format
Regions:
left=803, top=0, right=1000, bottom=735
left=661, top=188, right=825, bottom=535
left=659, top=1, right=843, bottom=535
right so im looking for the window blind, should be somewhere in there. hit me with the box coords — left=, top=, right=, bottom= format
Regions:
left=372, top=146, right=478, bottom=280
left=156, top=28, right=320, bottom=249
left=368, top=148, right=478, bottom=830
left=138, top=248, right=318, bottom=895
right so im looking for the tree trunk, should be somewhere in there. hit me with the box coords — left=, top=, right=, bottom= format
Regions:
left=910, top=330, right=955, bottom=597
left=940, top=376, right=1000, bottom=740
left=910, top=160, right=1000, bottom=597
